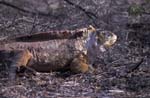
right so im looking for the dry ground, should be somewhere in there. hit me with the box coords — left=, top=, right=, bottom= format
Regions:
left=0, top=0, right=150, bottom=98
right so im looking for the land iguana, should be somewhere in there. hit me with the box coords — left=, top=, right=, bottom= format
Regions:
left=0, top=25, right=117, bottom=78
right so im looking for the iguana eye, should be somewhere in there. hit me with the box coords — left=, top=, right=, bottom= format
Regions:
left=96, top=31, right=117, bottom=48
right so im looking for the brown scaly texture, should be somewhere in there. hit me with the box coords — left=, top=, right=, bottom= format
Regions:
left=0, top=25, right=117, bottom=75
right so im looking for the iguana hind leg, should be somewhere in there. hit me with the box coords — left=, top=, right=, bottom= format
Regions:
left=9, top=49, right=33, bottom=79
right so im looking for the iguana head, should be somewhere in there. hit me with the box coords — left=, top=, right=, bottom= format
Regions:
left=82, top=25, right=117, bottom=52
left=96, top=30, right=117, bottom=52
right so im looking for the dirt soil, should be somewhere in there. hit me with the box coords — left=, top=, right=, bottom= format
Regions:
left=0, top=0, right=150, bottom=98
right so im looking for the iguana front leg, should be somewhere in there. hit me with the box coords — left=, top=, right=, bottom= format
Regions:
left=70, top=53, right=94, bottom=73
left=9, top=49, right=33, bottom=79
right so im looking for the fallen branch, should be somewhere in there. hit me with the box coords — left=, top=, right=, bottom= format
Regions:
left=128, top=57, right=144, bottom=73
left=63, top=0, right=99, bottom=27
left=29, top=16, right=37, bottom=34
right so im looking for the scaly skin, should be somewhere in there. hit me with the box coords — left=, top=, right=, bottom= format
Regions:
left=0, top=25, right=117, bottom=76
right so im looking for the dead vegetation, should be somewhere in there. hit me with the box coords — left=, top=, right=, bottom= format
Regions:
left=0, top=0, right=150, bottom=98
